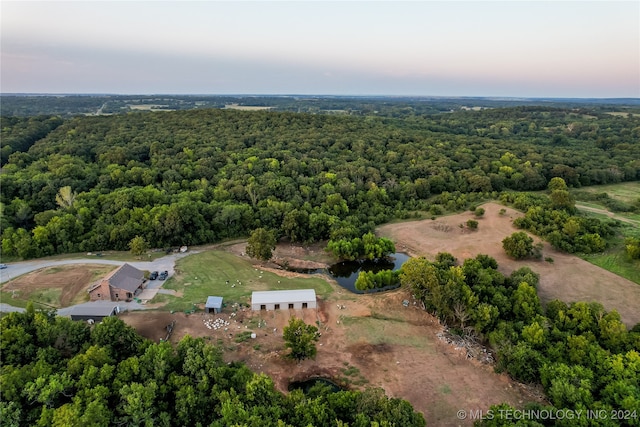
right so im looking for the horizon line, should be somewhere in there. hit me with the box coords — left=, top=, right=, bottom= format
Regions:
left=2, top=93, right=639, bottom=101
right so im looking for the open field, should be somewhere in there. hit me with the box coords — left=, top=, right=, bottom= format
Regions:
left=575, top=202, right=640, bottom=225
left=224, top=104, right=274, bottom=111
left=1, top=264, right=116, bottom=308
left=378, top=202, right=640, bottom=327
left=573, top=202, right=640, bottom=284
left=127, top=104, right=174, bottom=111
left=574, top=181, right=640, bottom=204
left=152, top=250, right=334, bottom=311
left=605, top=111, right=640, bottom=118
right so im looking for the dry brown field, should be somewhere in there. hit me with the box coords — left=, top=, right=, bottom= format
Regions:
left=378, top=202, right=640, bottom=327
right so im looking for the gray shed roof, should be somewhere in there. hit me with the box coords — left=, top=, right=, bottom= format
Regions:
left=251, top=289, right=316, bottom=305
left=206, top=296, right=223, bottom=308
left=69, top=301, right=119, bottom=317
left=107, top=263, right=144, bottom=292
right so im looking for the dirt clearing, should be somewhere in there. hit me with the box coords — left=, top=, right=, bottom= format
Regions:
left=122, top=285, right=543, bottom=426
left=378, top=202, right=640, bottom=326
left=1, top=264, right=116, bottom=308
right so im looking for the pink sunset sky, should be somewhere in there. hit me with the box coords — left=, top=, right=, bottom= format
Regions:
left=1, top=1, right=638, bottom=98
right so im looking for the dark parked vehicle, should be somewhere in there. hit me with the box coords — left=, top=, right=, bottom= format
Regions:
left=149, top=271, right=158, bottom=280
left=158, top=271, right=168, bottom=280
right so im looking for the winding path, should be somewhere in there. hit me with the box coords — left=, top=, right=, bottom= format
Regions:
left=575, top=203, right=640, bottom=226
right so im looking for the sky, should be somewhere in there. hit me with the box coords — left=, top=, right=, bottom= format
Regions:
left=1, top=1, right=639, bottom=98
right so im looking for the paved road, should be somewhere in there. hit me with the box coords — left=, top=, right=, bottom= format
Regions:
left=0, top=251, right=199, bottom=313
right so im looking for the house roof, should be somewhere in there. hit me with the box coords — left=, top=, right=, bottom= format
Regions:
left=251, top=289, right=316, bottom=305
left=105, top=263, right=144, bottom=292
left=206, top=296, right=223, bottom=308
left=69, top=301, right=119, bottom=317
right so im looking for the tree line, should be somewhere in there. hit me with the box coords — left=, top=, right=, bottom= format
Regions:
left=400, top=254, right=640, bottom=426
left=0, top=306, right=425, bottom=426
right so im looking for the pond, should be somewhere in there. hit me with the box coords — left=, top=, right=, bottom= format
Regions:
left=288, top=377, right=343, bottom=393
left=328, top=252, right=410, bottom=293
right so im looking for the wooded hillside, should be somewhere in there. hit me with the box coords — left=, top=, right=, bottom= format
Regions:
left=1, top=107, right=639, bottom=257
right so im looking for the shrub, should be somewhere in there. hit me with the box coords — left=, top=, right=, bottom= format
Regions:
left=502, top=232, right=535, bottom=259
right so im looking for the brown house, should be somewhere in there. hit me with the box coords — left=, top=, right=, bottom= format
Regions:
left=88, top=263, right=145, bottom=302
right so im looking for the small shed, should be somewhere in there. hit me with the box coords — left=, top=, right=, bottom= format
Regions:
left=251, top=289, right=317, bottom=311
left=205, top=296, right=223, bottom=314
left=69, top=301, right=120, bottom=322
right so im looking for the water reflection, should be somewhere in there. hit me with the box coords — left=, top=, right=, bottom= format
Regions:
left=328, top=252, right=409, bottom=293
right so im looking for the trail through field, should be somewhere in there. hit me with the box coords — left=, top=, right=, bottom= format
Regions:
left=575, top=203, right=640, bottom=226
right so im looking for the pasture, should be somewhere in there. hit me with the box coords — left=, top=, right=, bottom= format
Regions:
left=378, top=202, right=640, bottom=326
left=152, top=250, right=334, bottom=311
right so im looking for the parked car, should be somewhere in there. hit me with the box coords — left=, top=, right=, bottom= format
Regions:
left=0, top=264, right=7, bottom=269
left=149, top=271, right=158, bottom=280
left=158, top=271, right=168, bottom=280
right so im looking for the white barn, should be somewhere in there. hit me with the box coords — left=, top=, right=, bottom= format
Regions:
left=251, top=289, right=317, bottom=311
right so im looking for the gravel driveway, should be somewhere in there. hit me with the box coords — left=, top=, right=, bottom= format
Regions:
left=0, top=250, right=198, bottom=313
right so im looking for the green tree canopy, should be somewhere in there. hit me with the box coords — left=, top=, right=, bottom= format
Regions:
left=502, top=231, right=535, bottom=259
left=282, top=317, right=320, bottom=361
left=128, top=235, right=148, bottom=257
left=246, top=228, right=277, bottom=262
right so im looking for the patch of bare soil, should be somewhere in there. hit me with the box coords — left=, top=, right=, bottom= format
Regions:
left=121, top=286, right=544, bottom=426
left=2, top=264, right=116, bottom=307
left=378, top=202, right=640, bottom=327
left=227, top=241, right=332, bottom=271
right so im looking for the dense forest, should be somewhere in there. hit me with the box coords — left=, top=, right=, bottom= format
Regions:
left=1, top=105, right=639, bottom=259
left=0, top=307, right=425, bottom=426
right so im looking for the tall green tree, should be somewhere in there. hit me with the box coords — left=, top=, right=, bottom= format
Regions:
left=282, top=317, right=319, bottom=361
left=55, top=186, right=77, bottom=211
left=246, top=228, right=277, bottom=262
left=128, top=235, right=148, bottom=257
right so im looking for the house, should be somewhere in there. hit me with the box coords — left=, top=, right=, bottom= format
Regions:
left=69, top=301, right=120, bottom=322
left=88, top=263, right=145, bottom=302
left=251, top=289, right=317, bottom=311
left=205, top=296, right=223, bottom=314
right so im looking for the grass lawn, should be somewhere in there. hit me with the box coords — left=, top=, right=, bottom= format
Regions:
left=152, top=250, right=334, bottom=311
left=573, top=205, right=640, bottom=285
left=0, top=250, right=166, bottom=265
left=0, top=290, right=57, bottom=310
left=575, top=182, right=640, bottom=203
left=581, top=251, right=640, bottom=285
left=577, top=220, right=640, bottom=285
left=580, top=226, right=640, bottom=285
left=576, top=202, right=640, bottom=223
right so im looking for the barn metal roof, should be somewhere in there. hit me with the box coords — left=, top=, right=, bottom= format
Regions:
left=206, top=296, right=223, bottom=308
left=251, top=289, right=316, bottom=305
left=69, top=301, right=119, bottom=317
